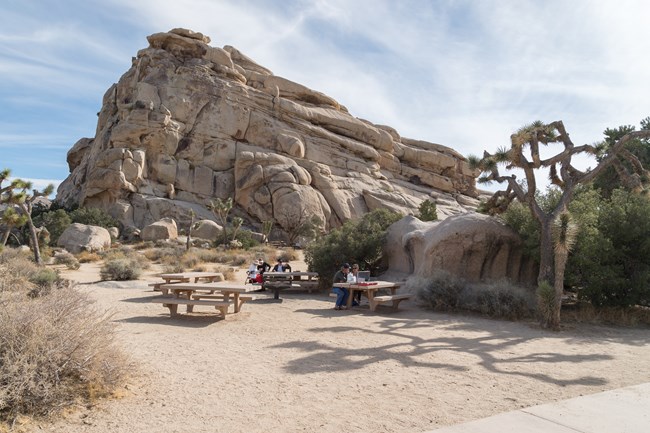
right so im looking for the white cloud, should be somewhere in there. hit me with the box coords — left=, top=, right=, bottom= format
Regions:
left=1, top=0, right=649, bottom=192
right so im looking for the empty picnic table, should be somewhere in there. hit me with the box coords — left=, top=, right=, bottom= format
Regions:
left=150, top=271, right=224, bottom=294
left=155, top=282, right=256, bottom=317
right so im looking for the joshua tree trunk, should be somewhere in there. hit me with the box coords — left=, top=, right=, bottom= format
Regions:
left=1, top=227, right=11, bottom=246
left=25, top=214, right=42, bottom=265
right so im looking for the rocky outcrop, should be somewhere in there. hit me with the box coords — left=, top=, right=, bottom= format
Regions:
left=56, top=28, right=479, bottom=234
left=57, top=223, right=111, bottom=254
left=141, top=218, right=178, bottom=241
left=192, top=219, right=223, bottom=240
left=385, top=214, right=537, bottom=284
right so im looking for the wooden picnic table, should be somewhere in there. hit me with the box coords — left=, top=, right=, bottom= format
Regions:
left=159, top=271, right=224, bottom=283
left=156, top=282, right=256, bottom=316
left=150, top=272, right=224, bottom=295
left=263, top=271, right=319, bottom=299
left=336, top=281, right=410, bottom=311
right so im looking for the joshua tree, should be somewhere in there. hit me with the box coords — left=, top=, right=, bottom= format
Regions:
left=0, top=170, right=54, bottom=264
left=262, top=220, right=274, bottom=244
left=469, top=120, right=650, bottom=330
left=1, top=207, right=28, bottom=246
left=208, top=197, right=233, bottom=246
left=231, top=216, right=243, bottom=243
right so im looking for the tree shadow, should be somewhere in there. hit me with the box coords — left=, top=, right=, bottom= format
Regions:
left=118, top=313, right=224, bottom=328
left=271, top=315, right=612, bottom=387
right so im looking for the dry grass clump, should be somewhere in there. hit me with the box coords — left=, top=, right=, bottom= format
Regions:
left=0, top=288, right=130, bottom=423
left=143, top=246, right=184, bottom=263
left=412, top=272, right=535, bottom=321
left=53, top=251, right=80, bottom=270
left=0, top=250, right=39, bottom=294
left=99, top=249, right=150, bottom=281
left=75, top=251, right=102, bottom=263
left=214, top=265, right=236, bottom=281
left=562, top=303, right=650, bottom=327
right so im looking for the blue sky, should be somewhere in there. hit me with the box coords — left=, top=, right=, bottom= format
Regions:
left=1, top=0, right=649, bottom=193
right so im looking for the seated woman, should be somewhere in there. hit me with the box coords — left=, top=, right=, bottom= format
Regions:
left=272, top=258, right=292, bottom=272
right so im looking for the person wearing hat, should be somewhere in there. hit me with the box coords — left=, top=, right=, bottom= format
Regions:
left=332, top=263, right=351, bottom=310
left=272, top=258, right=291, bottom=272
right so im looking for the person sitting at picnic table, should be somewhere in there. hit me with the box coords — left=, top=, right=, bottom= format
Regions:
left=272, top=258, right=292, bottom=272
left=254, top=258, right=271, bottom=285
left=349, top=263, right=362, bottom=306
left=246, top=261, right=258, bottom=284
left=332, top=263, right=351, bottom=310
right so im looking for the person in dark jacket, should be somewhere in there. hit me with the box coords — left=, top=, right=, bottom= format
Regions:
left=332, top=263, right=351, bottom=310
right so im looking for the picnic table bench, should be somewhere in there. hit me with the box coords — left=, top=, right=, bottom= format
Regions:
left=156, top=297, right=231, bottom=317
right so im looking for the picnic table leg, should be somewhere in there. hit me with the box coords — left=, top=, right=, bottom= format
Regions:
left=367, top=291, right=379, bottom=312
left=233, top=293, right=240, bottom=313
left=346, top=288, right=355, bottom=308
left=273, top=286, right=280, bottom=300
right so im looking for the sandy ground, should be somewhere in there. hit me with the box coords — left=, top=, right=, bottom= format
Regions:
left=27, top=258, right=650, bottom=433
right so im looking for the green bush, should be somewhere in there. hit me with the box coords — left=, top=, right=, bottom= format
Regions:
left=417, top=199, right=438, bottom=221
left=0, top=288, right=129, bottom=421
left=100, top=259, right=142, bottom=281
left=305, top=208, right=401, bottom=288
left=70, top=207, right=119, bottom=230
left=54, top=251, right=80, bottom=270
left=33, top=209, right=71, bottom=245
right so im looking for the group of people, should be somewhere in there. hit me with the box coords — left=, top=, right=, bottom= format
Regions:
left=247, top=257, right=292, bottom=284
left=332, top=263, right=361, bottom=310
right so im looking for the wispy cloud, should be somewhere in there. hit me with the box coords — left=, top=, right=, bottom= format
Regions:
left=1, top=0, right=648, bottom=189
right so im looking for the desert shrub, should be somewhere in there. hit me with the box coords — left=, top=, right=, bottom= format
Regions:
left=219, top=229, right=259, bottom=250
left=162, top=263, right=185, bottom=273
left=69, top=206, right=119, bottom=230
left=132, top=240, right=154, bottom=250
left=180, top=250, right=201, bottom=269
left=305, top=208, right=401, bottom=288
left=76, top=250, right=102, bottom=263
left=145, top=246, right=184, bottom=263
left=0, top=288, right=129, bottom=421
left=195, top=249, right=222, bottom=263
left=473, top=281, right=535, bottom=320
left=100, top=259, right=141, bottom=281
left=33, top=209, right=71, bottom=245
left=414, top=273, right=535, bottom=320
left=413, top=272, right=468, bottom=311
left=54, top=251, right=80, bottom=270
left=214, top=265, right=236, bottom=281
left=0, top=250, right=39, bottom=293
left=28, top=268, right=58, bottom=286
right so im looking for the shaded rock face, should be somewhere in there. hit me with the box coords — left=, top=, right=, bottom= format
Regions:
left=56, top=28, right=479, bottom=233
left=385, top=214, right=537, bottom=285
left=57, top=223, right=111, bottom=254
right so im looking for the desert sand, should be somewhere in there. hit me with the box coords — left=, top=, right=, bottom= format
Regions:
left=27, top=259, right=650, bottom=433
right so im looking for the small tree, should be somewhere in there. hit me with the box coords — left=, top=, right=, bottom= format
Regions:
left=208, top=197, right=233, bottom=246
left=277, top=208, right=321, bottom=246
left=231, top=216, right=243, bottom=242
left=1, top=207, right=28, bottom=246
left=0, top=170, right=54, bottom=264
left=417, top=199, right=438, bottom=221
left=262, top=220, right=274, bottom=243
left=469, top=120, right=650, bottom=330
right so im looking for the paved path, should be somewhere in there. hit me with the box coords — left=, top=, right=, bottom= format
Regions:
left=426, top=383, right=649, bottom=433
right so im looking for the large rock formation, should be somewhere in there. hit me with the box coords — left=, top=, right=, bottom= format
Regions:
left=385, top=214, right=537, bottom=285
left=56, top=28, right=479, bottom=234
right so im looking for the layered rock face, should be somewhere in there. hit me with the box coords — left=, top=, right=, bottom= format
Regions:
left=57, top=28, right=479, bottom=233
